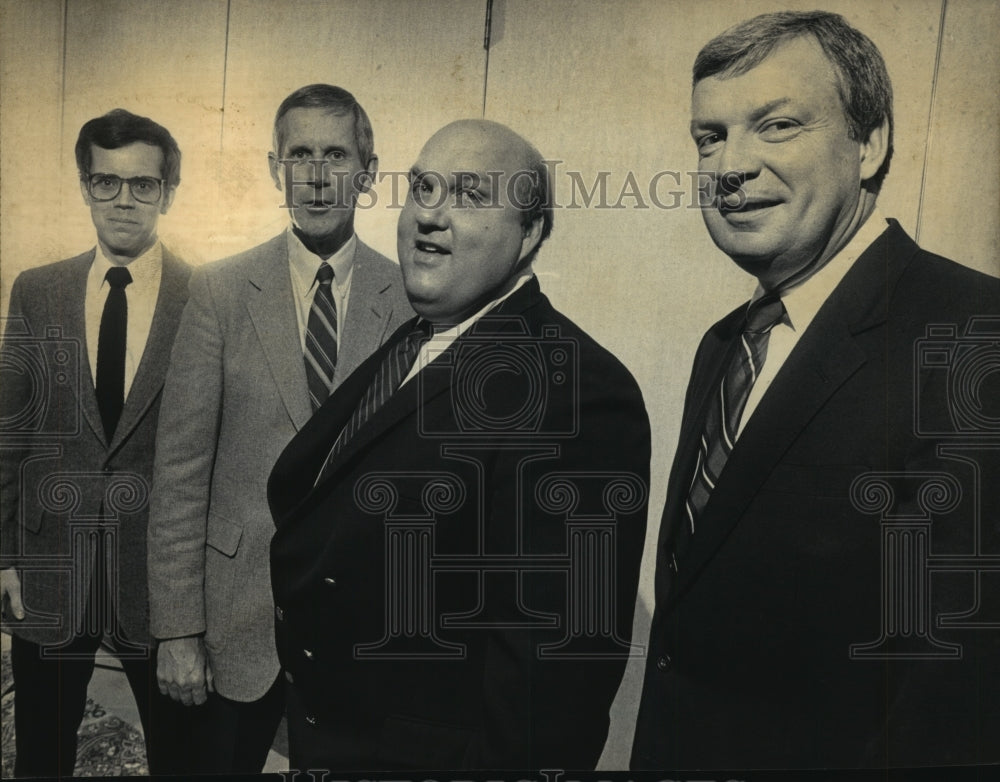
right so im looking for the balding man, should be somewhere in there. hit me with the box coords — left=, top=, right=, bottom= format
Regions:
left=268, top=120, right=651, bottom=769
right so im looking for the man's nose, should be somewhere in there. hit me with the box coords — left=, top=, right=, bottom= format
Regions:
left=716, top=133, right=761, bottom=191
left=411, top=190, right=448, bottom=231
left=113, top=182, right=137, bottom=207
left=301, top=159, right=331, bottom=187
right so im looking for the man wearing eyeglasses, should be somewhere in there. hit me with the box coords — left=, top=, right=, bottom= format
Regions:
left=0, top=108, right=192, bottom=776
left=146, top=84, right=413, bottom=772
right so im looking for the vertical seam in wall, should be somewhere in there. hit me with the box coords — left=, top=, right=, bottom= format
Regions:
left=58, top=0, right=68, bottom=150
left=481, top=0, right=493, bottom=118
left=58, top=0, right=68, bottom=222
left=915, top=0, right=949, bottom=243
left=220, top=0, right=232, bottom=154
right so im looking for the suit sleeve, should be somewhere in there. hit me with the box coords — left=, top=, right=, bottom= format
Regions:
left=475, top=351, right=651, bottom=767
left=147, top=267, right=224, bottom=639
left=0, top=275, right=30, bottom=568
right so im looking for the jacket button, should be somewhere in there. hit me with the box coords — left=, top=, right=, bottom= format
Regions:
left=284, top=670, right=294, bottom=684
left=303, top=648, right=314, bottom=660
left=323, top=576, right=337, bottom=587
left=275, top=605, right=284, bottom=621
left=656, top=654, right=672, bottom=671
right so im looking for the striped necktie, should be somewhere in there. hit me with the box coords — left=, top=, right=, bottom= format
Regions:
left=316, top=319, right=433, bottom=483
left=683, top=293, right=786, bottom=537
left=304, top=262, right=338, bottom=411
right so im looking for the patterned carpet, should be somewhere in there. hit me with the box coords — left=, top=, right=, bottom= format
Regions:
left=1, top=648, right=149, bottom=777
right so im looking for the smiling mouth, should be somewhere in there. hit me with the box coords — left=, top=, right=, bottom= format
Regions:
left=720, top=196, right=781, bottom=215
left=414, top=240, right=450, bottom=255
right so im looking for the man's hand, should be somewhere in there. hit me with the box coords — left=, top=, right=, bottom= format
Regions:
left=156, top=635, right=214, bottom=706
left=1, top=568, right=25, bottom=622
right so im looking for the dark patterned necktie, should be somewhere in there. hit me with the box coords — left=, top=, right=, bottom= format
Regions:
left=304, top=262, right=338, bottom=411
left=96, top=266, right=132, bottom=441
left=683, top=293, right=786, bottom=536
left=316, top=320, right=433, bottom=482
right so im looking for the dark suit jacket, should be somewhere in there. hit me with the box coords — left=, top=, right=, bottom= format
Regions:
left=631, top=220, right=1000, bottom=769
left=269, top=279, right=651, bottom=769
left=0, top=248, right=190, bottom=646
left=148, top=234, right=413, bottom=701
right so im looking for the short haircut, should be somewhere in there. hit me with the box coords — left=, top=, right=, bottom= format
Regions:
left=273, top=84, right=375, bottom=167
left=75, top=108, right=182, bottom=187
left=693, top=10, right=893, bottom=190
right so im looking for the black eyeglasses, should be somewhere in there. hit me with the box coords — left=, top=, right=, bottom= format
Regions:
left=86, top=173, right=165, bottom=204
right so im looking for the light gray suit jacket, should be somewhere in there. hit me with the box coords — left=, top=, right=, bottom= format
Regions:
left=1, top=248, right=190, bottom=646
left=147, top=234, right=412, bottom=700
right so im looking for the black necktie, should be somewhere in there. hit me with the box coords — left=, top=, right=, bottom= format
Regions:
left=96, top=266, right=132, bottom=442
left=683, top=294, right=786, bottom=534
left=316, top=320, right=433, bottom=482
left=304, top=262, right=338, bottom=411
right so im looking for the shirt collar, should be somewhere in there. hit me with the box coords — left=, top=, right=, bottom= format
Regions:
left=753, top=207, right=890, bottom=332
left=92, top=240, right=162, bottom=288
left=286, top=228, right=357, bottom=296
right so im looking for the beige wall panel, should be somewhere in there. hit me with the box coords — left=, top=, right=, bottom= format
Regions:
left=1, top=0, right=65, bottom=303
left=917, top=0, right=1000, bottom=274
left=483, top=0, right=946, bottom=768
left=216, top=0, right=484, bottom=260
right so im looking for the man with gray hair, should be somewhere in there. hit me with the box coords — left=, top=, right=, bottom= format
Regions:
left=147, top=84, right=412, bottom=772
left=632, top=10, right=1000, bottom=769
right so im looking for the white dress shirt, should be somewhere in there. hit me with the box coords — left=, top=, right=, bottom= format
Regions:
left=738, top=210, right=891, bottom=437
left=401, top=268, right=535, bottom=387
left=287, top=229, right=357, bottom=351
left=85, top=241, right=163, bottom=399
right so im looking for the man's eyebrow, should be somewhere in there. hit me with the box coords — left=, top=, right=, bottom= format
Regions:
left=690, top=97, right=795, bottom=133
left=748, top=97, right=794, bottom=123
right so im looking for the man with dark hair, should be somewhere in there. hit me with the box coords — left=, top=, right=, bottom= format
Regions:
left=268, top=119, right=650, bottom=769
left=146, top=84, right=412, bottom=772
left=632, top=10, right=1000, bottom=769
left=1, top=108, right=191, bottom=775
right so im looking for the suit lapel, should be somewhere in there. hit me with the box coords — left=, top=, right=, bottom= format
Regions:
left=668, top=221, right=911, bottom=605
left=661, top=310, right=744, bottom=541
left=56, top=251, right=106, bottom=445
left=316, top=279, right=544, bottom=488
left=333, top=241, right=401, bottom=387
left=245, top=234, right=313, bottom=431
left=109, top=249, right=189, bottom=453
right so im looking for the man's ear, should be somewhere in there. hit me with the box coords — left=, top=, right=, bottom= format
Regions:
left=268, top=151, right=282, bottom=191
left=859, top=115, right=890, bottom=182
left=79, top=177, right=91, bottom=206
left=356, top=155, right=378, bottom=194
left=160, top=185, right=177, bottom=215
left=518, top=216, right=544, bottom=264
